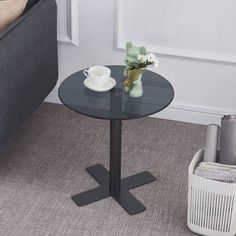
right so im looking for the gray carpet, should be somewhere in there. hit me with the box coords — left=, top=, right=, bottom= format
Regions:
left=0, top=102, right=205, bottom=236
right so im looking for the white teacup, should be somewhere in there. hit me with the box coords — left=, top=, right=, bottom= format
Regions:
left=83, top=66, right=111, bottom=87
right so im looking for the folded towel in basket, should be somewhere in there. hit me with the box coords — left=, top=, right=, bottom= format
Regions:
left=194, top=162, right=236, bottom=183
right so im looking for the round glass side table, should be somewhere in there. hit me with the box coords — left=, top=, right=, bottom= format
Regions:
left=59, top=65, right=174, bottom=215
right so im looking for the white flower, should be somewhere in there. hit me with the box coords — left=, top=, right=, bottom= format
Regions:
left=146, top=53, right=157, bottom=63
left=147, top=53, right=159, bottom=69
left=136, top=52, right=159, bottom=69
left=137, top=54, right=146, bottom=63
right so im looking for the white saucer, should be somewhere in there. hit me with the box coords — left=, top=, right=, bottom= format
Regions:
left=84, top=77, right=116, bottom=92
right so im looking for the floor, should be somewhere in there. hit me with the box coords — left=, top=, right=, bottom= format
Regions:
left=0, top=103, right=204, bottom=236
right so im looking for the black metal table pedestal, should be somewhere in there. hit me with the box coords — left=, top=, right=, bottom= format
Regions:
left=72, top=120, right=156, bottom=215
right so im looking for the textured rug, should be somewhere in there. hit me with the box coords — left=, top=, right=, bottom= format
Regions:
left=0, top=102, right=205, bottom=236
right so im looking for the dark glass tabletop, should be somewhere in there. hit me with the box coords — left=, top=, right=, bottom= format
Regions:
left=58, top=65, right=174, bottom=120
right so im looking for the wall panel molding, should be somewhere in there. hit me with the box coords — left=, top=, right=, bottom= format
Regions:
left=115, top=0, right=236, bottom=64
left=57, top=0, right=79, bottom=46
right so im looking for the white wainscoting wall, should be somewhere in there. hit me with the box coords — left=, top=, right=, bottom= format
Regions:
left=46, top=0, right=236, bottom=125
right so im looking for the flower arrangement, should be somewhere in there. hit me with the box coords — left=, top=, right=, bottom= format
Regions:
left=136, top=53, right=159, bottom=70
left=124, top=42, right=159, bottom=98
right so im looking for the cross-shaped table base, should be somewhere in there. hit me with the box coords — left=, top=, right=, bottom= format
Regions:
left=72, top=164, right=156, bottom=215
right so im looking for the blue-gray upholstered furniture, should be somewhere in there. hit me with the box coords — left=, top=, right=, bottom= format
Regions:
left=0, top=0, right=58, bottom=148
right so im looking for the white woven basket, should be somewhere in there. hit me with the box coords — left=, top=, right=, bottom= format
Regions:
left=187, top=149, right=236, bottom=236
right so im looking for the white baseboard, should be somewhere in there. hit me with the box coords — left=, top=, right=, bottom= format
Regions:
left=45, top=88, right=234, bottom=125
left=152, top=105, right=221, bottom=125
